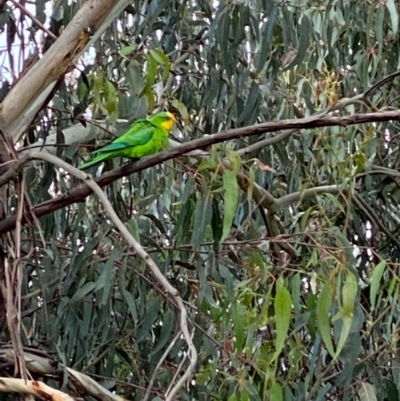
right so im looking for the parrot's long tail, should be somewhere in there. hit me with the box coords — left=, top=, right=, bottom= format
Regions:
left=79, top=152, right=113, bottom=170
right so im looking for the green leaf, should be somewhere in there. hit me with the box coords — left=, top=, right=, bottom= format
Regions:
left=370, top=260, right=386, bottom=310
left=175, top=197, right=195, bottom=247
left=272, top=286, right=291, bottom=361
left=315, top=384, right=332, bottom=401
left=211, top=198, right=223, bottom=247
left=358, top=383, right=377, bottom=401
left=70, top=282, right=96, bottom=304
left=317, top=281, right=335, bottom=358
left=149, top=48, right=171, bottom=81
left=216, top=7, right=230, bottom=55
left=198, top=0, right=212, bottom=19
left=237, top=82, right=260, bottom=124
left=341, top=270, right=358, bottom=317
left=228, top=392, right=238, bottom=401
left=202, top=68, right=220, bottom=106
left=291, top=273, right=302, bottom=317
left=119, top=45, right=135, bottom=57
left=150, top=308, right=175, bottom=356
left=146, top=51, right=158, bottom=88
left=232, top=303, right=246, bottom=354
left=256, top=5, right=278, bottom=71
left=335, top=270, right=358, bottom=357
left=191, top=192, right=212, bottom=248
left=245, top=382, right=262, bottom=401
left=272, top=141, right=290, bottom=166
left=227, top=150, right=242, bottom=175
left=221, top=170, right=239, bottom=242
left=98, top=258, right=114, bottom=306
left=375, top=6, right=385, bottom=49
left=220, top=264, right=234, bottom=300
left=171, top=98, right=190, bottom=123
left=136, top=297, right=160, bottom=343
left=300, top=207, right=313, bottom=232
left=126, top=60, right=144, bottom=96
left=386, top=0, right=399, bottom=38
left=282, top=14, right=310, bottom=71
left=270, top=381, right=283, bottom=401
left=323, top=193, right=346, bottom=214
left=122, top=289, right=138, bottom=324
left=386, top=381, right=399, bottom=401
left=125, top=219, right=140, bottom=242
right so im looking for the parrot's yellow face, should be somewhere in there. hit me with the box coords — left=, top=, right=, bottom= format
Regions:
left=160, top=112, right=176, bottom=131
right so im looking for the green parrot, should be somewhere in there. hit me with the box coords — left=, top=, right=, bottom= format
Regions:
left=79, top=111, right=176, bottom=170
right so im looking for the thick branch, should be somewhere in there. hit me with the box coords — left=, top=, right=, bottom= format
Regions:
left=0, top=0, right=130, bottom=137
left=277, top=185, right=341, bottom=208
left=0, top=378, right=74, bottom=400
left=0, top=345, right=126, bottom=400
left=19, top=121, right=113, bottom=155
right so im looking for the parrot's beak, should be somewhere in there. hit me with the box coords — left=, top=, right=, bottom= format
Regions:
left=167, top=112, right=176, bottom=123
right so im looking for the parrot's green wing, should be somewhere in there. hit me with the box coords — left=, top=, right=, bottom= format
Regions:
left=95, top=127, right=156, bottom=154
left=114, top=119, right=152, bottom=141
left=121, top=125, right=168, bottom=159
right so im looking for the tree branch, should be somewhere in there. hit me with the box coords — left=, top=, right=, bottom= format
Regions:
left=0, top=378, right=74, bottom=400
left=0, top=0, right=131, bottom=138
left=9, top=0, right=57, bottom=40
left=1, top=109, right=400, bottom=235
left=0, top=154, right=30, bottom=187
left=277, top=185, right=342, bottom=208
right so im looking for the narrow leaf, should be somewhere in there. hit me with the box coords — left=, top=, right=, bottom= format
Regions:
left=221, top=170, right=239, bottom=241
left=270, top=381, right=283, bottom=401
left=317, top=281, right=335, bottom=357
left=272, top=286, right=291, bottom=360
left=119, top=45, right=135, bottom=57
left=358, top=383, right=378, bottom=401
left=370, top=260, right=386, bottom=310
left=386, top=0, right=398, bottom=38
left=150, top=309, right=175, bottom=356
left=149, top=48, right=171, bottom=81
left=70, top=282, right=96, bottom=304
left=282, top=14, right=310, bottom=71
left=335, top=271, right=358, bottom=357
left=122, top=290, right=138, bottom=324
left=191, top=193, right=212, bottom=248
left=256, top=5, right=278, bottom=71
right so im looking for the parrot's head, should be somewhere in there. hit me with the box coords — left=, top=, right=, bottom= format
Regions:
left=151, top=112, right=176, bottom=132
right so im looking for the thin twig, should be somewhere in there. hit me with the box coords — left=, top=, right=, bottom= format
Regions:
left=0, top=154, right=30, bottom=187
left=353, top=193, right=400, bottom=249
left=0, top=130, right=28, bottom=381
left=165, top=349, right=189, bottom=398
left=364, top=70, right=400, bottom=100
left=143, top=332, right=181, bottom=401
left=9, top=0, right=58, bottom=40
left=13, top=173, right=27, bottom=380
left=237, top=129, right=295, bottom=157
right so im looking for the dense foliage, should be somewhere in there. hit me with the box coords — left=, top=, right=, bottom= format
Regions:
left=1, top=0, right=400, bottom=400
